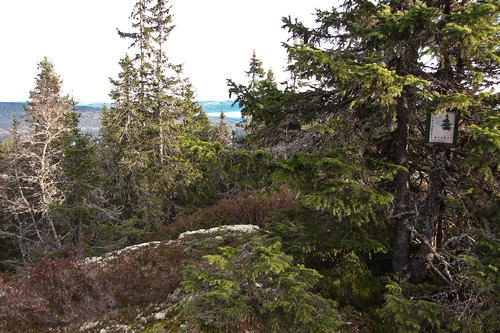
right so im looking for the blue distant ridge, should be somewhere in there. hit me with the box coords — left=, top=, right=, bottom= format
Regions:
left=199, top=100, right=240, bottom=112
left=199, top=100, right=241, bottom=120
left=79, top=102, right=108, bottom=108
left=77, top=101, right=242, bottom=118
left=1, top=101, right=242, bottom=119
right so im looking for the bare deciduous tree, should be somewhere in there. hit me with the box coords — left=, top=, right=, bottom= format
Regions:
left=0, top=58, right=77, bottom=256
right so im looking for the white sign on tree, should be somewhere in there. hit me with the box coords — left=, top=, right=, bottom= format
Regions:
left=425, top=111, right=459, bottom=145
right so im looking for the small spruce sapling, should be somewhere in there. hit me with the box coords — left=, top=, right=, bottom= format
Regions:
left=180, top=236, right=341, bottom=332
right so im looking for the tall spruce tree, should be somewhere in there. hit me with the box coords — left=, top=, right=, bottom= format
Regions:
left=23, top=58, right=79, bottom=249
left=229, top=52, right=289, bottom=145
left=230, top=0, right=499, bottom=283
left=216, top=109, right=229, bottom=145
left=100, top=0, right=212, bottom=229
left=282, top=0, right=498, bottom=281
left=246, top=50, right=265, bottom=86
left=227, top=2, right=498, bottom=328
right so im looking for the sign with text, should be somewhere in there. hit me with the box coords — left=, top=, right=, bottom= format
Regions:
left=425, top=111, right=459, bottom=145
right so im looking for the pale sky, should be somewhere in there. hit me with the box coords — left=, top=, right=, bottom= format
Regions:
left=0, top=0, right=337, bottom=103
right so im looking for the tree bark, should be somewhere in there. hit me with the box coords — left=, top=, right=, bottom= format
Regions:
left=412, top=145, right=445, bottom=282
left=391, top=37, right=418, bottom=276
left=392, top=90, right=411, bottom=276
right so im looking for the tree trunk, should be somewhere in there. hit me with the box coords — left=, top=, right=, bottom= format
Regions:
left=411, top=145, right=445, bottom=282
left=392, top=91, right=411, bottom=276
left=390, top=8, right=418, bottom=275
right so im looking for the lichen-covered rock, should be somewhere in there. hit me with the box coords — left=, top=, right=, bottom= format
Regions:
left=178, top=224, right=261, bottom=239
left=0, top=225, right=262, bottom=333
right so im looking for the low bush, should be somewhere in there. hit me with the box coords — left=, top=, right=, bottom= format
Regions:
left=0, top=249, right=107, bottom=331
left=150, top=188, right=295, bottom=240
left=376, top=280, right=444, bottom=333
left=0, top=225, right=261, bottom=331
left=320, top=253, right=384, bottom=310
left=180, top=236, right=341, bottom=332
left=96, top=242, right=187, bottom=308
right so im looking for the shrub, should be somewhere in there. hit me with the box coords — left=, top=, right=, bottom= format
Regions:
left=0, top=250, right=108, bottom=331
left=180, top=236, right=341, bottom=332
left=376, top=280, right=444, bottom=333
left=151, top=188, right=295, bottom=241
left=0, top=228, right=260, bottom=331
left=449, top=234, right=500, bottom=332
left=320, top=253, right=384, bottom=310
left=96, top=242, right=187, bottom=308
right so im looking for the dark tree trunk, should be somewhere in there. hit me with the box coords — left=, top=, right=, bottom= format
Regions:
left=392, top=89, right=411, bottom=276
left=412, top=145, right=445, bottom=282
left=391, top=35, right=418, bottom=276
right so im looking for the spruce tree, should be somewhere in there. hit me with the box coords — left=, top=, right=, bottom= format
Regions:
left=230, top=0, right=499, bottom=284
left=24, top=58, right=79, bottom=249
left=100, top=0, right=212, bottom=228
left=246, top=50, right=265, bottom=86
left=282, top=0, right=499, bottom=280
left=229, top=52, right=289, bottom=144
left=216, top=109, right=229, bottom=145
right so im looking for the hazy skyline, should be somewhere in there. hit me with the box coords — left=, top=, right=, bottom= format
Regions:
left=0, top=0, right=337, bottom=103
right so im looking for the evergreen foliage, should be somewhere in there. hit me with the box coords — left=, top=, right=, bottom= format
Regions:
left=377, top=279, right=444, bottom=333
left=228, top=51, right=289, bottom=143
left=99, top=0, right=215, bottom=230
left=0, top=58, right=91, bottom=260
left=0, top=0, right=498, bottom=331
left=227, top=0, right=499, bottom=330
left=181, top=236, right=341, bottom=332
left=215, top=109, right=230, bottom=145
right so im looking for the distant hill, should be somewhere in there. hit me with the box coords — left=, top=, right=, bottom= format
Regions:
left=0, top=102, right=102, bottom=139
left=199, top=100, right=242, bottom=119
left=0, top=101, right=243, bottom=140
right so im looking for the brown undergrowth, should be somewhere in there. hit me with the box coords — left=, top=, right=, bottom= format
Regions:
left=0, top=190, right=293, bottom=332
left=149, top=188, right=295, bottom=241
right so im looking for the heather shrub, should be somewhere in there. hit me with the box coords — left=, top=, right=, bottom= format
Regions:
left=151, top=188, right=295, bottom=240
left=0, top=251, right=108, bottom=331
left=97, top=242, right=188, bottom=307
left=0, top=243, right=189, bottom=330
left=0, top=215, right=268, bottom=331
left=0, top=272, right=31, bottom=331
